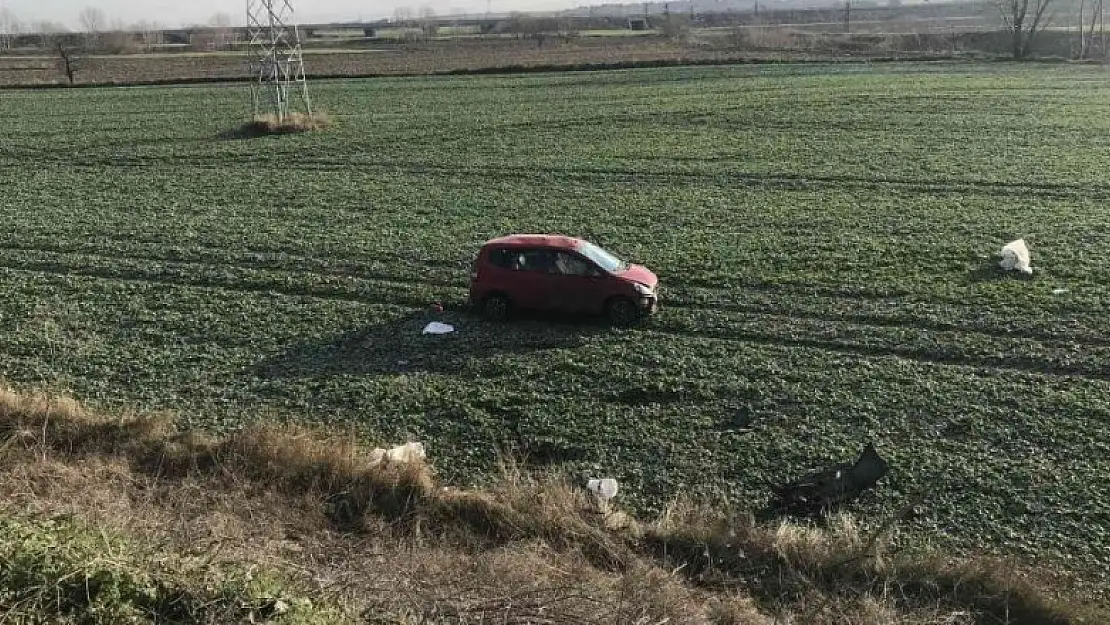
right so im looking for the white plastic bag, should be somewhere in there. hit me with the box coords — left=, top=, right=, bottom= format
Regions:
left=369, top=442, right=426, bottom=467
left=999, top=239, right=1033, bottom=275
left=422, top=322, right=454, bottom=335
left=586, top=478, right=619, bottom=501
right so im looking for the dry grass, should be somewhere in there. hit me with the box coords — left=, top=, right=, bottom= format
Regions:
left=231, top=111, right=331, bottom=137
left=0, top=385, right=1104, bottom=624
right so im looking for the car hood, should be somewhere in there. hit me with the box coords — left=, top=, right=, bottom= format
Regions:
left=615, top=264, right=658, bottom=289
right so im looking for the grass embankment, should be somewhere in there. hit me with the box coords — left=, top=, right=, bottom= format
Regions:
left=0, top=387, right=1101, bottom=624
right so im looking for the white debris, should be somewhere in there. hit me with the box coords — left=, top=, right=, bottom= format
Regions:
left=369, top=442, right=426, bottom=467
left=999, top=239, right=1033, bottom=275
left=587, top=478, right=619, bottom=501
left=1052, top=288, right=1069, bottom=295
left=422, top=322, right=455, bottom=335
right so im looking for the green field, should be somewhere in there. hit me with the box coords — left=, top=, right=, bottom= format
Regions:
left=2, top=63, right=1110, bottom=580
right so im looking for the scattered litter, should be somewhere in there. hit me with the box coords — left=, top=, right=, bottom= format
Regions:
left=422, top=322, right=454, bottom=335
left=1052, top=288, right=1069, bottom=295
left=769, top=443, right=889, bottom=517
left=587, top=478, right=619, bottom=501
left=369, top=442, right=426, bottom=467
left=999, top=239, right=1033, bottom=275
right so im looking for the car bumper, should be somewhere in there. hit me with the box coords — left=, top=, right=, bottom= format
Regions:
left=638, top=295, right=659, bottom=315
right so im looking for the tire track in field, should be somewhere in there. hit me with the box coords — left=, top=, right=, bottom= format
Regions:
left=62, top=234, right=469, bottom=272
left=0, top=260, right=463, bottom=309
left=271, top=161, right=1110, bottom=201
left=3, top=250, right=1107, bottom=380
left=6, top=256, right=1106, bottom=383
left=4, top=247, right=1106, bottom=368
left=0, top=242, right=461, bottom=290
left=14, top=155, right=1110, bottom=201
left=662, top=298, right=1110, bottom=349
left=663, top=276, right=1108, bottom=314
left=642, top=321, right=1110, bottom=382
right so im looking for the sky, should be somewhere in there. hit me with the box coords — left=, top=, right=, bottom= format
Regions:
left=0, top=0, right=591, bottom=29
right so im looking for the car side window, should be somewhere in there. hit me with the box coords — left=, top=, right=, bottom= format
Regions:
left=488, top=248, right=513, bottom=269
left=553, top=252, right=596, bottom=277
left=515, top=249, right=555, bottom=273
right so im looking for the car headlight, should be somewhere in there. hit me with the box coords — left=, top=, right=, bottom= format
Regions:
left=633, top=283, right=655, bottom=297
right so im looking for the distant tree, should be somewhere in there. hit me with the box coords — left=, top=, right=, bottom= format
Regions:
left=79, top=7, right=106, bottom=33
left=78, top=6, right=106, bottom=49
left=98, top=17, right=140, bottom=53
left=504, top=12, right=546, bottom=44
left=188, top=14, right=235, bottom=51
left=1076, top=0, right=1103, bottom=59
left=210, top=13, right=236, bottom=50
left=29, top=20, right=67, bottom=53
left=660, top=14, right=691, bottom=40
left=393, top=6, right=415, bottom=25
left=1, top=7, right=23, bottom=50
left=130, top=20, right=164, bottom=53
left=419, top=5, right=438, bottom=37
left=997, top=0, right=1054, bottom=59
left=32, top=20, right=69, bottom=36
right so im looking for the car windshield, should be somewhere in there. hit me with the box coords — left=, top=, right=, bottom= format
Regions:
left=577, top=241, right=627, bottom=273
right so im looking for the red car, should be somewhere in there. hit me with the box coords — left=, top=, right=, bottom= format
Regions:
left=469, top=234, right=659, bottom=325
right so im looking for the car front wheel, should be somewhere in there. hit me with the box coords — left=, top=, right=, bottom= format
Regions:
left=605, top=296, right=641, bottom=326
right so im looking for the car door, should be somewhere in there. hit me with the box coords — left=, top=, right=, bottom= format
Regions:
left=550, top=251, right=608, bottom=314
left=480, top=247, right=515, bottom=298
left=511, top=248, right=558, bottom=311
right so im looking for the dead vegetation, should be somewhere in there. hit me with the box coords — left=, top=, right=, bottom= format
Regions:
left=229, top=111, right=331, bottom=138
left=0, top=386, right=1104, bottom=624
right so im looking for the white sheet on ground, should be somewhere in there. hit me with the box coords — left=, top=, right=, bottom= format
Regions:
left=369, top=442, right=427, bottom=467
left=587, top=479, right=619, bottom=501
left=999, top=239, right=1033, bottom=275
left=422, top=322, right=455, bottom=335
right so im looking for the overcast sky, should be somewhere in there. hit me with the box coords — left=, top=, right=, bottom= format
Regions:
left=1, top=0, right=591, bottom=29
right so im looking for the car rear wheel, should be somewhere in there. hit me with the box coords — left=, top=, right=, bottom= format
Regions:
left=605, top=297, right=641, bottom=326
left=482, top=293, right=510, bottom=322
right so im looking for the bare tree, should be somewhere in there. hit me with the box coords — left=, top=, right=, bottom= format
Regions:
left=209, top=13, right=235, bottom=50
left=31, top=20, right=67, bottom=52
left=419, top=5, right=438, bottom=37
left=1078, top=0, right=1104, bottom=58
left=189, top=13, right=235, bottom=51
left=998, top=0, right=1054, bottom=59
left=660, top=13, right=692, bottom=40
left=79, top=6, right=106, bottom=32
left=1, top=7, right=23, bottom=50
left=97, top=17, right=140, bottom=53
left=78, top=6, right=106, bottom=50
left=393, top=6, right=415, bottom=25
left=131, top=20, right=164, bottom=53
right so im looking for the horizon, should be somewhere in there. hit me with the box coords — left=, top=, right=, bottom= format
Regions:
left=0, top=0, right=610, bottom=30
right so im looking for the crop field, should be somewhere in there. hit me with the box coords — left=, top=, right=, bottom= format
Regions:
left=2, top=62, right=1110, bottom=583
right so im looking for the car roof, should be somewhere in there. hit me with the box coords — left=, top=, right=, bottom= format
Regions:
left=482, top=234, right=583, bottom=250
